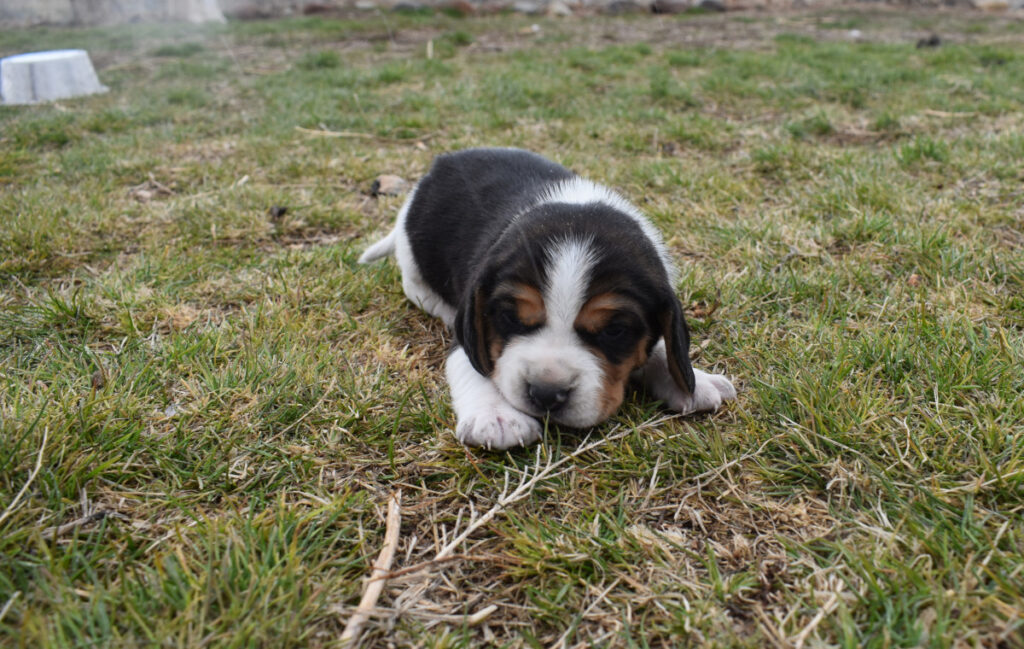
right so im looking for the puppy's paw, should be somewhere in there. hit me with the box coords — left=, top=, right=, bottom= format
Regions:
left=455, top=403, right=542, bottom=450
left=662, top=369, right=737, bottom=416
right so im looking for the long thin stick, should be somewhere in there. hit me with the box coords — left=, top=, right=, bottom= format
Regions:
left=341, top=490, right=403, bottom=646
left=355, top=603, right=498, bottom=626
left=294, top=126, right=378, bottom=139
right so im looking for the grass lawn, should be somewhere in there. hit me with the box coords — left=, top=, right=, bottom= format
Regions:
left=2, top=6, right=1023, bottom=647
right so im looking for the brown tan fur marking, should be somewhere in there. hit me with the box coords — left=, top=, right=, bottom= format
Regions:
left=511, top=283, right=546, bottom=328
left=575, top=292, right=652, bottom=416
left=597, top=339, right=650, bottom=419
left=488, top=283, right=546, bottom=366
left=574, top=293, right=631, bottom=334
left=488, top=336, right=503, bottom=368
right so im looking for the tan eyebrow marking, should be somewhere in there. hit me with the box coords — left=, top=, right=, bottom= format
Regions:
left=488, top=283, right=546, bottom=364
left=574, top=292, right=635, bottom=333
left=509, top=283, right=546, bottom=328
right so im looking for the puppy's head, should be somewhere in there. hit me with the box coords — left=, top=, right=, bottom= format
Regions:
left=454, top=204, right=695, bottom=427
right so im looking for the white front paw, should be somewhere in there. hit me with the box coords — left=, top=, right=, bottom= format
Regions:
left=664, top=369, right=737, bottom=416
left=455, top=403, right=542, bottom=450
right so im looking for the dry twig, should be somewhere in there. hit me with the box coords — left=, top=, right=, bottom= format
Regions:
left=359, top=604, right=498, bottom=626
left=293, top=125, right=437, bottom=144
left=341, top=490, right=403, bottom=646
left=41, top=510, right=128, bottom=537
left=294, top=126, right=379, bottom=139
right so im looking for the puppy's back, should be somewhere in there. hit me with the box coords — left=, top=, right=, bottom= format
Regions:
left=412, top=148, right=573, bottom=226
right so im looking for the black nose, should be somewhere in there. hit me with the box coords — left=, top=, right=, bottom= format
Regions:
left=527, top=382, right=571, bottom=412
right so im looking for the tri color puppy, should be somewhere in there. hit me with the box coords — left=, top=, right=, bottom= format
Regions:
left=360, top=148, right=736, bottom=449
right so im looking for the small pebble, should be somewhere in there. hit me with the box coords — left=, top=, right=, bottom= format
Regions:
left=370, top=174, right=409, bottom=197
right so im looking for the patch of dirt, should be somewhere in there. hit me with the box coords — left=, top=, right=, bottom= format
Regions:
left=320, top=6, right=1022, bottom=57
left=87, top=6, right=1021, bottom=77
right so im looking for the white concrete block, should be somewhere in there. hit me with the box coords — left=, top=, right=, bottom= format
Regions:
left=1, top=49, right=108, bottom=105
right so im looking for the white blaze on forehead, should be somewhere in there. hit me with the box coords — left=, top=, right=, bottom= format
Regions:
left=543, top=237, right=598, bottom=326
left=537, top=177, right=676, bottom=282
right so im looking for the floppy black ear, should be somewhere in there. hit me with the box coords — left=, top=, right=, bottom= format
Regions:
left=454, top=286, right=494, bottom=377
left=660, top=296, right=696, bottom=395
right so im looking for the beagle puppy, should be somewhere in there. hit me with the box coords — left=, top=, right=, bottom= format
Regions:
left=360, top=148, right=736, bottom=449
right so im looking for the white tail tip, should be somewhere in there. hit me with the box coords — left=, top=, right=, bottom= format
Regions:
left=358, top=229, right=398, bottom=264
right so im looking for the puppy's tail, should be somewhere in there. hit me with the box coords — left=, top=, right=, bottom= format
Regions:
left=358, top=228, right=398, bottom=264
